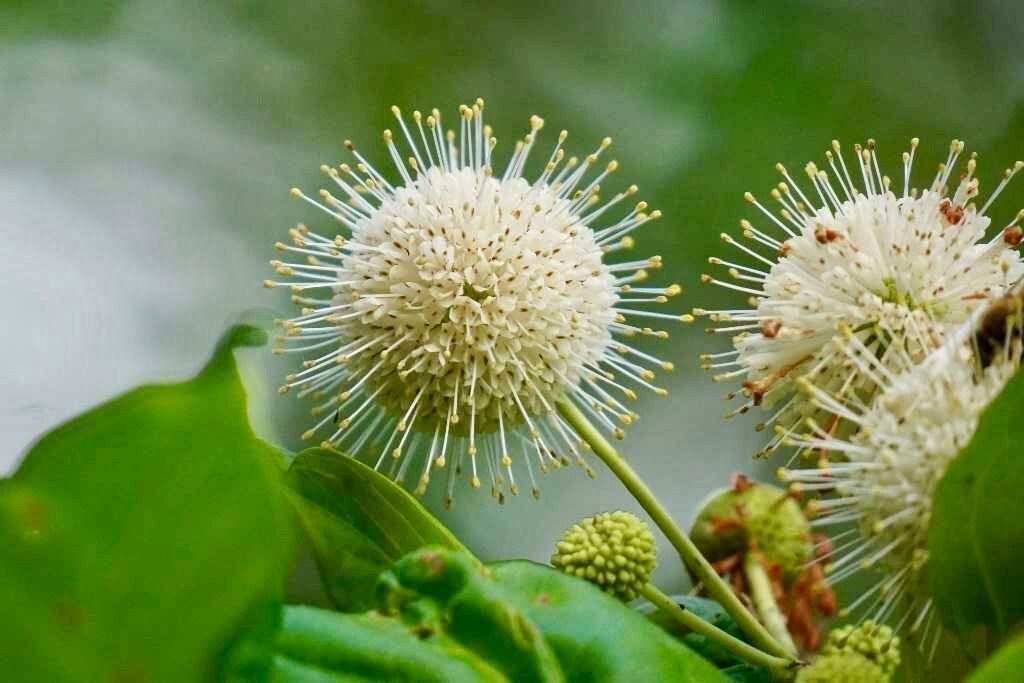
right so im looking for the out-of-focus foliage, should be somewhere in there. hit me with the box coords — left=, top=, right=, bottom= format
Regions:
left=0, top=326, right=293, bottom=682
left=929, top=367, right=1024, bottom=645
left=967, top=632, right=1024, bottom=682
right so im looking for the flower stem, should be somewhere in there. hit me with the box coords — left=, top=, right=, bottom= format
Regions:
left=555, top=398, right=794, bottom=660
left=641, top=584, right=798, bottom=676
left=743, top=552, right=799, bottom=657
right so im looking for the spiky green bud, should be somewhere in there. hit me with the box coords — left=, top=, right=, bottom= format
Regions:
left=690, top=481, right=811, bottom=577
left=795, top=652, right=889, bottom=683
left=822, top=620, right=900, bottom=676
left=551, top=510, right=656, bottom=601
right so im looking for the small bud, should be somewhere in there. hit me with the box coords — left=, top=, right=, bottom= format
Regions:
left=821, top=620, right=900, bottom=677
left=795, top=652, right=888, bottom=683
left=551, top=511, right=656, bottom=602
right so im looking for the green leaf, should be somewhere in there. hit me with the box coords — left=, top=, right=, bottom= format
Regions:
left=642, top=594, right=765, bottom=677
left=270, top=548, right=724, bottom=682
left=270, top=605, right=508, bottom=682
left=488, top=560, right=728, bottom=682
left=929, top=366, right=1024, bottom=641
left=0, top=325, right=293, bottom=683
left=287, top=447, right=472, bottom=611
left=968, top=632, right=1024, bottom=682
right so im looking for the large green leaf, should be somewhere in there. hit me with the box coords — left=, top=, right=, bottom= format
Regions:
left=928, top=367, right=1024, bottom=642
left=968, top=632, right=1024, bottom=682
left=268, top=548, right=725, bottom=682
left=0, top=326, right=293, bottom=682
left=287, top=447, right=472, bottom=611
left=488, top=560, right=728, bottom=682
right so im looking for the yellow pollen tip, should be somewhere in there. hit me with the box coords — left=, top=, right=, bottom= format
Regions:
left=289, top=187, right=302, bottom=198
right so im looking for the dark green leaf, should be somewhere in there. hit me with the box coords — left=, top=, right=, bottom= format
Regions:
left=643, top=594, right=760, bottom=673
left=929, top=367, right=1024, bottom=641
left=0, top=325, right=293, bottom=682
left=270, top=605, right=507, bottom=682
left=287, top=447, right=472, bottom=611
left=488, top=560, right=728, bottom=682
left=967, top=632, right=1024, bottom=682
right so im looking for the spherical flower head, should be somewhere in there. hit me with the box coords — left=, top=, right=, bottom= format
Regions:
left=266, top=100, right=685, bottom=505
left=690, top=477, right=812, bottom=578
left=795, top=652, right=889, bottom=683
left=697, top=138, right=1024, bottom=458
left=551, top=510, right=656, bottom=601
left=782, top=292, right=1024, bottom=646
left=823, top=621, right=900, bottom=677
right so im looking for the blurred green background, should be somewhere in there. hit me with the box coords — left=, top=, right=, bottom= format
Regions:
left=3, top=0, right=1023, bottom=594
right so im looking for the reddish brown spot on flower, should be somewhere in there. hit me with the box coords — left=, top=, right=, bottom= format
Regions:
left=813, top=224, right=839, bottom=244
left=710, top=516, right=746, bottom=534
left=731, top=473, right=755, bottom=493
left=812, top=533, right=833, bottom=561
left=1004, top=226, right=1023, bottom=247
left=778, top=241, right=793, bottom=257
left=939, top=198, right=965, bottom=225
left=760, top=319, right=782, bottom=338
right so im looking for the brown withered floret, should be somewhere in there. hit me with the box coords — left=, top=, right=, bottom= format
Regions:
left=938, top=198, right=965, bottom=225
left=973, top=291, right=1024, bottom=368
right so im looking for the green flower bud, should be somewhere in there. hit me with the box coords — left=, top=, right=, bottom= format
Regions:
left=690, top=480, right=811, bottom=578
left=551, top=511, right=656, bottom=601
left=795, top=652, right=889, bottom=683
left=822, top=620, right=900, bottom=677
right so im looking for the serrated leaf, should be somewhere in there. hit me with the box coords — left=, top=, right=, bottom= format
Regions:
left=287, top=447, right=472, bottom=611
left=0, top=325, right=293, bottom=682
left=928, top=367, right=1024, bottom=641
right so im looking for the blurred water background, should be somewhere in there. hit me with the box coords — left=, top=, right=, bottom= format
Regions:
left=3, top=0, right=1023, bottom=594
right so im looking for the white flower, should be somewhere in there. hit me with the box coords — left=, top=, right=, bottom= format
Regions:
left=265, top=99, right=686, bottom=505
left=696, top=139, right=1024, bottom=457
left=779, top=293, right=1023, bottom=654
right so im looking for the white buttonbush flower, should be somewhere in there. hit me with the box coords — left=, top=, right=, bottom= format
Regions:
left=696, top=139, right=1024, bottom=457
left=265, top=100, right=685, bottom=505
left=779, top=293, right=1023, bottom=654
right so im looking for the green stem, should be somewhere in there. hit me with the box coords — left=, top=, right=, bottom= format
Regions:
left=556, top=398, right=794, bottom=660
left=641, top=584, right=797, bottom=676
left=743, top=553, right=798, bottom=658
